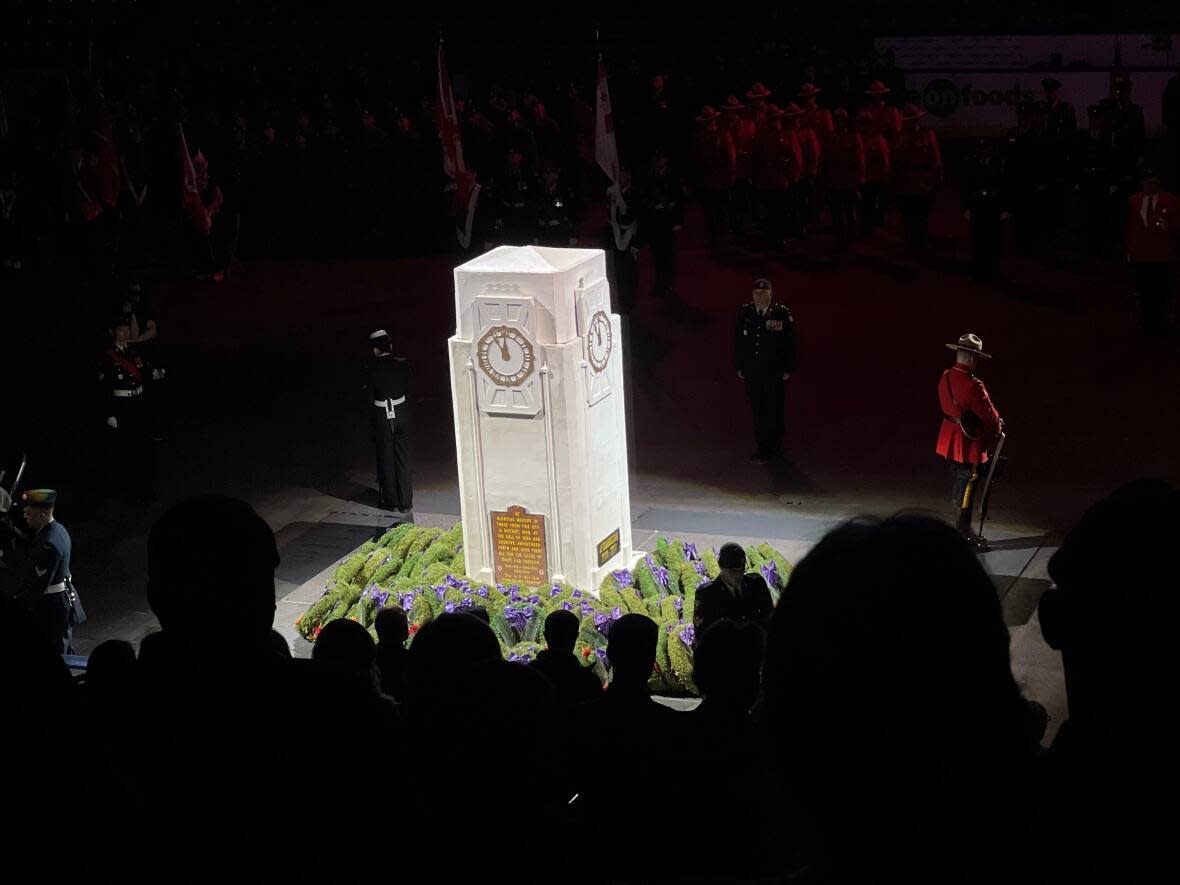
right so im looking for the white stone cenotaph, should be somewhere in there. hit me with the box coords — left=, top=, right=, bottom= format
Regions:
left=448, top=246, right=634, bottom=593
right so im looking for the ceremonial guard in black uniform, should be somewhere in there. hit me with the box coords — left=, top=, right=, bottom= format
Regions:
left=99, top=313, right=154, bottom=500
left=1005, top=101, right=1048, bottom=255
left=735, top=278, right=798, bottom=463
left=962, top=139, right=1011, bottom=280
left=13, top=489, right=81, bottom=655
left=605, top=170, right=640, bottom=315
left=368, top=329, right=412, bottom=515
left=694, top=542, right=773, bottom=638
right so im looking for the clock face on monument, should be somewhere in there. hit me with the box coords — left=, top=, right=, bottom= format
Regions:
left=476, top=325, right=535, bottom=387
left=587, top=310, right=613, bottom=374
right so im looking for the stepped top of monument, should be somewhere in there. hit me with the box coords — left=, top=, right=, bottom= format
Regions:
left=456, top=245, right=603, bottom=274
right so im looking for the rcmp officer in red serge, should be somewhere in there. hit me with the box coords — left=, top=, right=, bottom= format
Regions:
left=368, top=329, right=413, bottom=517
left=736, top=278, right=798, bottom=463
left=937, top=334, right=1002, bottom=550
left=12, top=489, right=81, bottom=655
left=1125, top=169, right=1178, bottom=334
left=100, top=313, right=154, bottom=501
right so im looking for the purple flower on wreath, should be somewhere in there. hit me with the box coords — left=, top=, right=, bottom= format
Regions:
left=595, top=648, right=609, bottom=665
left=454, top=597, right=474, bottom=611
left=527, top=594, right=541, bottom=604
left=760, top=560, right=780, bottom=589
left=580, top=602, right=595, bottom=617
left=446, top=574, right=463, bottom=588
left=652, top=565, right=670, bottom=589
left=682, top=542, right=699, bottom=561
left=504, top=607, right=531, bottom=634
left=594, top=612, right=609, bottom=634
left=444, top=601, right=455, bottom=614
left=434, top=585, right=447, bottom=601
left=400, top=590, right=417, bottom=611
left=572, top=589, right=583, bottom=599
left=698, top=576, right=710, bottom=589
left=646, top=554, right=658, bottom=572
left=611, top=569, right=633, bottom=589
left=611, top=606, right=622, bottom=621
left=549, top=584, right=563, bottom=597
left=678, top=624, right=696, bottom=647
left=369, top=588, right=390, bottom=608
left=672, top=597, right=683, bottom=613
left=508, top=652, right=522, bottom=663
left=496, top=583, right=507, bottom=595
left=693, top=560, right=706, bottom=576
left=562, top=601, right=574, bottom=611
left=475, top=585, right=489, bottom=598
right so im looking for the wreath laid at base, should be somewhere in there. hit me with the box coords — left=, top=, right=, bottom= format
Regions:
left=296, top=522, right=792, bottom=696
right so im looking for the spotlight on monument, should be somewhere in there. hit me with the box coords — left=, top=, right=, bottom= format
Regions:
left=449, top=246, right=636, bottom=594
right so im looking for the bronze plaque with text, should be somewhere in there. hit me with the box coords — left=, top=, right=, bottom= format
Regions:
left=490, top=506, right=549, bottom=585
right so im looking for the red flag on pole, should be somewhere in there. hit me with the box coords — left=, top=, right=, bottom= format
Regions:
left=179, top=125, right=199, bottom=210
left=436, top=41, right=479, bottom=246
left=595, top=56, right=619, bottom=184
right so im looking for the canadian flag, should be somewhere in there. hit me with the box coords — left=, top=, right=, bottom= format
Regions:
left=436, top=42, right=479, bottom=248
left=595, top=57, right=620, bottom=184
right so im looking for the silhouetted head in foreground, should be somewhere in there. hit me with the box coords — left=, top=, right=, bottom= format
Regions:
left=406, top=613, right=500, bottom=714
left=147, top=496, right=279, bottom=652
left=763, top=514, right=1028, bottom=878
left=374, top=605, right=409, bottom=646
left=313, top=618, right=377, bottom=676
left=543, top=608, right=580, bottom=656
left=1041, top=478, right=1180, bottom=722
left=693, top=618, right=763, bottom=712
left=605, top=614, right=658, bottom=693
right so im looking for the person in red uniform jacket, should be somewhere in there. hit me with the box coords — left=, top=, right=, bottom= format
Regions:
left=820, top=109, right=866, bottom=250
left=863, top=80, right=902, bottom=143
left=692, top=106, right=738, bottom=258
left=892, top=105, right=944, bottom=253
left=857, top=109, right=891, bottom=235
left=798, top=83, right=834, bottom=141
left=752, top=105, right=802, bottom=247
left=794, top=85, right=826, bottom=229
left=936, top=333, right=1002, bottom=549
left=742, top=83, right=773, bottom=147
left=1125, top=170, right=1178, bottom=333
left=720, top=95, right=752, bottom=226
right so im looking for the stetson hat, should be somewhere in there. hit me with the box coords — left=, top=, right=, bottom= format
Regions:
left=719, top=95, right=745, bottom=111
left=901, top=103, right=926, bottom=120
left=946, top=333, right=991, bottom=359
left=695, top=105, right=721, bottom=122
left=865, top=80, right=891, bottom=95
left=781, top=101, right=805, bottom=117
left=797, top=82, right=822, bottom=97
left=745, top=82, right=773, bottom=99
left=763, top=103, right=786, bottom=119
left=369, top=329, right=389, bottom=341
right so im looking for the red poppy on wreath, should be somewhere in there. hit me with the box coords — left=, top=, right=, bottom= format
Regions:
left=312, top=625, right=323, bottom=639
left=408, top=623, right=420, bottom=636
left=582, top=647, right=592, bottom=658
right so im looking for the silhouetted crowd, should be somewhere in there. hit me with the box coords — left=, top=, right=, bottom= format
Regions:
left=6, top=482, right=1179, bottom=882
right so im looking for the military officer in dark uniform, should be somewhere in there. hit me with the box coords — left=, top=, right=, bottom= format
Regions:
left=735, top=278, right=798, bottom=463
left=693, top=542, right=773, bottom=638
left=368, top=329, right=412, bottom=516
left=962, top=139, right=1011, bottom=280
left=99, top=313, right=154, bottom=501
left=12, top=489, right=79, bottom=655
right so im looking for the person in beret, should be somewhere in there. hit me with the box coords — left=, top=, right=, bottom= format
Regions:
left=13, top=490, right=79, bottom=654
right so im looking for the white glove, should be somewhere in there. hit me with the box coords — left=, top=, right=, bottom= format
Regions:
left=107, top=416, right=118, bottom=429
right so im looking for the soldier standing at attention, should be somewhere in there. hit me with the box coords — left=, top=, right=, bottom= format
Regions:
left=735, top=278, right=798, bottom=464
left=936, top=334, right=1002, bottom=550
left=13, top=490, right=79, bottom=655
left=368, top=329, right=413, bottom=517
left=99, top=313, right=154, bottom=501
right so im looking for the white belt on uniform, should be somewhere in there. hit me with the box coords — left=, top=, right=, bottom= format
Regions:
left=374, top=396, right=406, bottom=419
left=44, top=581, right=68, bottom=595
left=113, top=386, right=145, bottom=398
